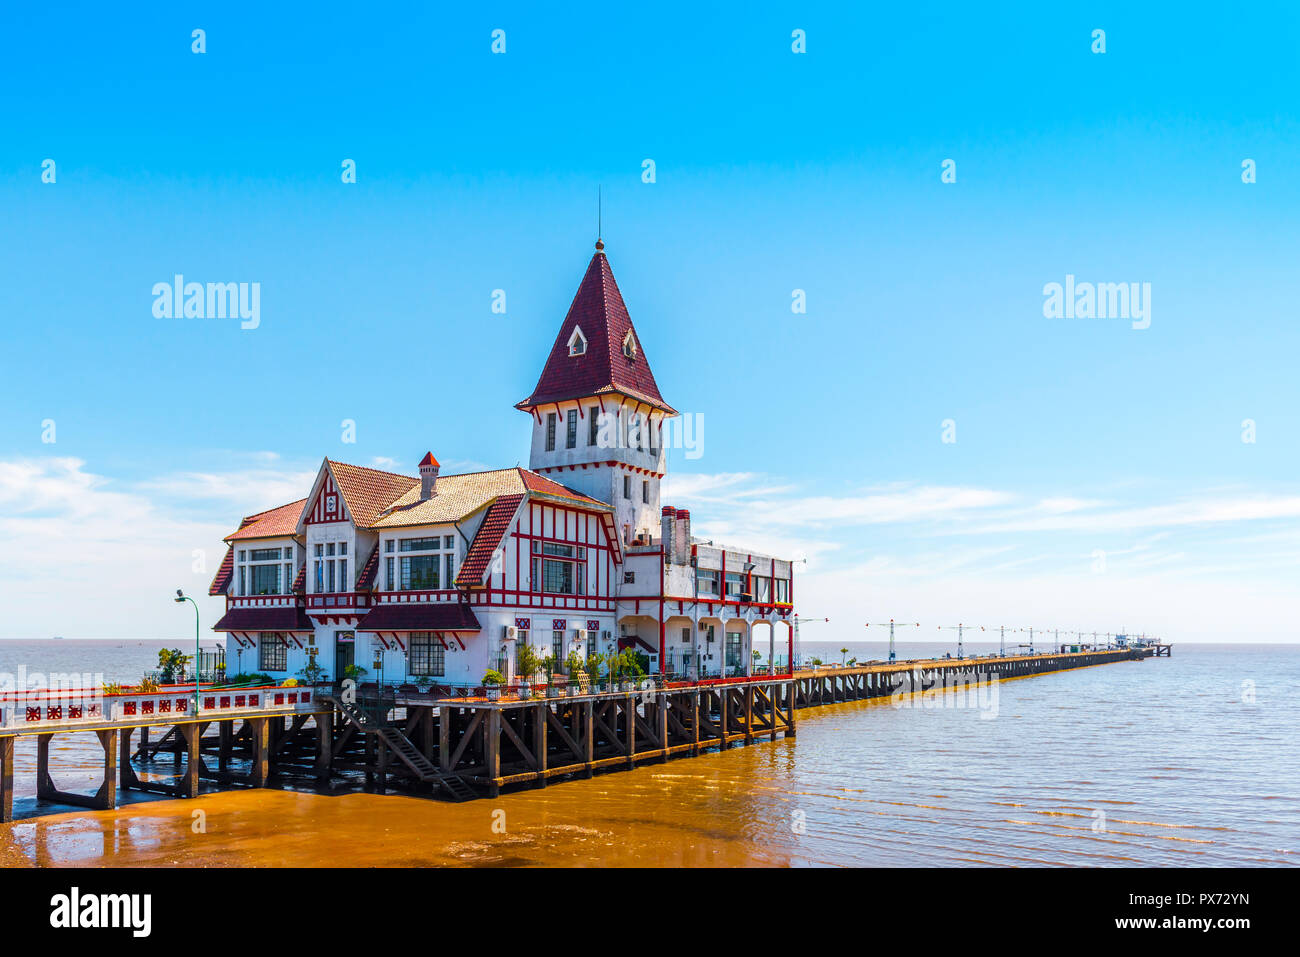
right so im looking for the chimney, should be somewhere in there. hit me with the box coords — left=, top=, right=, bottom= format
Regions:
left=418, top=452, right=440, bottom=500
left=661, top=506, right=677, bottom=564
left=676, top=509, right=691, bottom=556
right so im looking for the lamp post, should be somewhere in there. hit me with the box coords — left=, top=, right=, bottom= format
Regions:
left=175, top=589, right=200, bottom=717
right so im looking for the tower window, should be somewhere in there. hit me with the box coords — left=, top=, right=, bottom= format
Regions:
left=546, top=412, right=556, bottom=452
left=622, top=331, right=637, bottom=359
left=588, top=407, right=599, bottom=445
left=642, top=480, right=649, bottom=504
left=623, top=475, right=631, bottom=499
left=568, top=326, right=587, bottom=357
left=566, top=409, right=577, bottom=449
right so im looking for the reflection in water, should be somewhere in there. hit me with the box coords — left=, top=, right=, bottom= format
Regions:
left=1, top=644, right=1296, bottom=866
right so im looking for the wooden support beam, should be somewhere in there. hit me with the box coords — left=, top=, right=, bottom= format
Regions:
left=1, top=736, right=15, bottom=823
left=583, top=700, right=595, bottom=777
left=178, top=724, right=200, bottom=799
left=656, top=698, right=669, bottom=762
left=249, top=717, right=269, bottom=788
left=625, top=695, right=636, bottom=767
left=485, top=709, right=501, bottom=797
left=439, top=706, right=452, bottom=771
left=450, top=711, right=484, bottom=770
left=316, top=712, right=333, bottom=781
left=533, top=702, right=548, bottom=787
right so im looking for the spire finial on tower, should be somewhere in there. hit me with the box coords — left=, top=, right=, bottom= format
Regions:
left=596, top=185, right=603, bottom=251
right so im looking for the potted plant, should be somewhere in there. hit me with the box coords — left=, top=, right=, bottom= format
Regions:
left=516, top=644, right=539, bottom=700
left=298, top=656, right=327, bottom=686
left=566, top=650, right=584, bottom=696
left=809, top=657, right=823, bottom=672
left=541, top=654, right=562, bottom=698
left=157, top=648, right=192, bottom=683
left=483, top=669, right=504, bottom=701
left=414, top=674, right=434, bottom=695
left=585, top=651, right=606, bottom=693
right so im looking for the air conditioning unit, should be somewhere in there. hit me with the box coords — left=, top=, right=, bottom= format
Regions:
left=503, top=625, right=517, bottom=640
left=574, top=628, right=589, bottom=642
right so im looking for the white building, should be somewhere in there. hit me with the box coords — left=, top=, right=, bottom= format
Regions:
left=209, top=241, right=796, bottom=688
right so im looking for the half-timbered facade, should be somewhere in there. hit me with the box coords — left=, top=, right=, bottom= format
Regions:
left=209, top=241, right=796, bottom=686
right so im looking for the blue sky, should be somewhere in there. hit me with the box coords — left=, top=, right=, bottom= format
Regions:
left=1, top=3, right=1297, bottom=642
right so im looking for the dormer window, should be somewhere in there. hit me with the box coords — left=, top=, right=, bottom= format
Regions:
left=568, top=326, right=587, bottom=357
left=622, top=331, right=637, bottom=359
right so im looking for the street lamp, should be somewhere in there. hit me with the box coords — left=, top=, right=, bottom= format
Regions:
left=175, top=589, right=200, bottom=716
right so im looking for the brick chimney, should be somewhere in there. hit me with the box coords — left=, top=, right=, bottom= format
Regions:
left=676, top=509, right=691, bottom=557
left=418, top=452, right=440, bottom=500
left=661, top=506, right=677, bottom=563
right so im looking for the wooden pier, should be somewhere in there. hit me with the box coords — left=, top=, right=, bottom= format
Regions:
left=0, top=647, right=1153, bottom=820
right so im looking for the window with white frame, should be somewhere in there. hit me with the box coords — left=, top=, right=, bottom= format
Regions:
left=409, top=632, right=445, bottom=677
left=530, top=540, right=586, bottom=595
left=259, top=633, right=287, bottom=671
left=395, top=535, right=455, bottom=590
left=568, top=326, right=587, bottom=356
left=238, top=545, right=294, bottom=596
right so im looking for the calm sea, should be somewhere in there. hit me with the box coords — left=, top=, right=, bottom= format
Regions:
left=1, top=639, right=1296, bottom=867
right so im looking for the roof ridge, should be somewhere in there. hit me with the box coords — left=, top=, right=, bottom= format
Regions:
left=326, top=459, right=420, bottom=483
left=241, top=498, right=307, bottom=523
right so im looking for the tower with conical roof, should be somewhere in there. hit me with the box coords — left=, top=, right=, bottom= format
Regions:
left=517, top=240, right=676, bottom=547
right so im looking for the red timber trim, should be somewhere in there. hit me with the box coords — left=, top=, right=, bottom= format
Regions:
left=305, top=471, right=348, bottom=525
left=789, top=562, right=795, bottom=668
left=658, top=547, right=666, bottom=675
left=532, top=461, right=665, bottom=479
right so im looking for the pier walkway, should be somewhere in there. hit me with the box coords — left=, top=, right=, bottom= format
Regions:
left=0, top=647, right=1154, bottom=820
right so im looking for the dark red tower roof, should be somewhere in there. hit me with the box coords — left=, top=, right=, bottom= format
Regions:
left=516, top=244, right=675, bottom=414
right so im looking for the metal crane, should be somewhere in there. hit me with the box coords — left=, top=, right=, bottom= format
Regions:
left=937, top=623, right=983, bottom=659
left=866, top=619, right=919, bottom=662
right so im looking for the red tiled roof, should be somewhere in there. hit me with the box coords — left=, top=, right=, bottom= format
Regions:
left=356, top=544, right=380, bottom=589
left=209, top=547, right=234, bottom=596
left=212, top=607, right=315, bottom=632
left=360, top=603, right=481, bottom=632
left=327, top=461, right=420, bottom=528
left=372, top=466, right=609, bottom=528
left=418, top=452, right=439, bottom=468
left=519, top=469, right=606, bottom=506
left=225, top=499, right=307, bottom=542
left=454, top=494, right=524, bottom=589
left=516, top=247, right=675, bottom=414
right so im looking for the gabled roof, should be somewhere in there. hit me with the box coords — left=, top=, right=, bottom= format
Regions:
left=225, top=499, right=307, bottom=542
left=209, top=546, right=234, bottom=595
left=516, top=244, right=676, bottom=415
left=370, top=466, right=609, bottom=529
left=326, top=460, right=420, bottom=528
left=454, top=493, right=525, bottom=589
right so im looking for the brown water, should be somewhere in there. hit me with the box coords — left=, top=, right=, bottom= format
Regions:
left=2, top=641, right=1297, bottom=866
